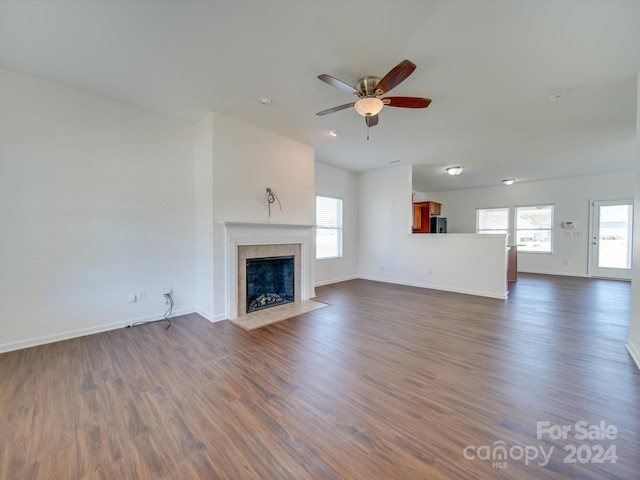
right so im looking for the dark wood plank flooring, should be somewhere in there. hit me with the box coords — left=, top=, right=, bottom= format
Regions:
left=1, top=274, right=639, bottom=479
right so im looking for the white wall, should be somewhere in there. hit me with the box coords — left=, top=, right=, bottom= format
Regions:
left=627, top=73, right=640, bottom=370
left=206, top=112, right=315, bottom=320
left=359, top=165, right=508, bottom=299
left=195, top=113, right=214, bottom=320
left=420, top=172, right=635, bottom=277
left=314, top=161, right=359, bottom=286
left=0, top=68, right=196, bottom=352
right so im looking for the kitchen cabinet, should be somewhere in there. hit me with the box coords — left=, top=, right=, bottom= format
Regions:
left=507, top=245, right=521, bottom=282
left=412, top=201, right=441, bottom=233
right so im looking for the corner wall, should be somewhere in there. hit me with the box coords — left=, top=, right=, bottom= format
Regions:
left=0, top=68, right=197, bottom=353
left=314, top=162, right=359, bottom=286
left=195, top=113, right=214, bottom=320
left=627, top=73, right=640, bottom=370
left=358, top=165, right=507, bottom=299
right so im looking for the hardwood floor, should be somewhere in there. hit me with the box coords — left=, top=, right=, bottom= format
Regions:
left=1, top=274, right=639, bottom=479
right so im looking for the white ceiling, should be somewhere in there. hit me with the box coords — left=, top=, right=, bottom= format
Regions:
left=1, top=1, right=639, bottom=191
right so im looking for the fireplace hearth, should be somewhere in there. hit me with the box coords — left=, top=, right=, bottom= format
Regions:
left=246, top=255, right=294, bottom=313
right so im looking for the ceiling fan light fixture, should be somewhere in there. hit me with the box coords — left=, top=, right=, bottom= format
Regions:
left=354, top=97, right=384, bottom=117
left=446, top=166, right=463, bottom=176
left=502, top=179, right=515, bottom=186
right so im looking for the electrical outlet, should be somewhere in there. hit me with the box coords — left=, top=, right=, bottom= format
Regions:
left=162, top=287, right=172, bottom=295
left=129, top=293, right=137, bottom=303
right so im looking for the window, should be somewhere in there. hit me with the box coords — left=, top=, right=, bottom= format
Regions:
left=476, top=207, right=509, bottom=234
left=316, top=196, right=343, bottom=259
left=516, top=205, right=554, bottom=253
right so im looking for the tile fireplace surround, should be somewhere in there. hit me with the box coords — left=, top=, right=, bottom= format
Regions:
left=222, top=222, right=314, bottom=320
left=239, top=244, right=300, bottom=315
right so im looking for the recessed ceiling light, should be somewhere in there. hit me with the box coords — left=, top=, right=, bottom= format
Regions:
left=446, top=166, right=463, bottom=176
left=502, top=179, right=515, bottom=186
left=329, top=129, right=340, bottom=137
left=259, top=97, right=273, bottom=106
left=548, top=91, right=565, bottom=102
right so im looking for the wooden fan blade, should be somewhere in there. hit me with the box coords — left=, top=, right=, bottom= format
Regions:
left=382, top=96, right=432, bottom=109
left=365, top=115, right=379, bottom=127
left=318, top=74, right=359, bottom=95
left=375, top=60, right=416, bottom=94
left=316, top=102, right=355, bottom=116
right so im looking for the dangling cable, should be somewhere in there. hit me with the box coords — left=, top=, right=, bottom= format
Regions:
left=266, top=187, right=281, bottom=218
left=128, top=292, right=174, bottom=329
left=163, top=293, right=174, bottom=329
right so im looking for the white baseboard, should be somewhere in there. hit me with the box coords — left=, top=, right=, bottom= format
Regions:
left=195, top=308, right=215, bottom=322
left=357, top=275, right=508, bottom=300
left=626, top=340, right=640, bottom=372
left=518, top=269, right=589, bottom=278
left=518, top=270, right=633, bottom=281
left=0, top=307, right=195, bottom=354
left=315, top=275, right=358, bottom=287
left=212, top=313, right=227, bottom=322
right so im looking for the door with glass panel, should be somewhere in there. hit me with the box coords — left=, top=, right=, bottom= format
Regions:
left=590, top=200, right=633, bottom=280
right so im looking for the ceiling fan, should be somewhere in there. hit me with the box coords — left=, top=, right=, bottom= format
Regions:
left=316, top=59, right=431, bottom=138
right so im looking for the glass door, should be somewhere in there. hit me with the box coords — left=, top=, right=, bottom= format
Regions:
left=590, top=200, right=633, bottom=280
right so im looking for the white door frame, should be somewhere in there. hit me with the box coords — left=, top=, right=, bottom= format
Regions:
left=588, top=199, right=634, bottom=280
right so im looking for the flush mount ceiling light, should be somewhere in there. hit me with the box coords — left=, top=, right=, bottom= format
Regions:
left=503, top=179, right=515, bottom=186
left=258, top=97, right=273, bottom=106
left=354, top=97, right=384, bottom=117
left=328, top=129, right=340, bottom=137
left=446, top=166, right=463, bottom=176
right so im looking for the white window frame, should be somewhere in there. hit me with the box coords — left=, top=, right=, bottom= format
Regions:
left=515, top=204, right=554, bottom=253
left=316, top=195, right=343, bottom=260
left=476, top=207, right=510, bottom=235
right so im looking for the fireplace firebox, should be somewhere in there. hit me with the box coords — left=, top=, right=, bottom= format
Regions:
left=246, top=255, right=294, bottom=313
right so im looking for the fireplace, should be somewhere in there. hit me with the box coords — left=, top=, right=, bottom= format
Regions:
left=222, top=222, right=315, bottom=320
left=246, top=255, right=294, bottom=313
left=237, top=243, right=301, bottom=316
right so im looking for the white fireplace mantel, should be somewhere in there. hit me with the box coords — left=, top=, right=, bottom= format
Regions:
left=221, top=222, right=315, bottom=320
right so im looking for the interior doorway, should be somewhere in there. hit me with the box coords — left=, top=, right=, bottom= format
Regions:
left=589, top=200, right=633, bottom=280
